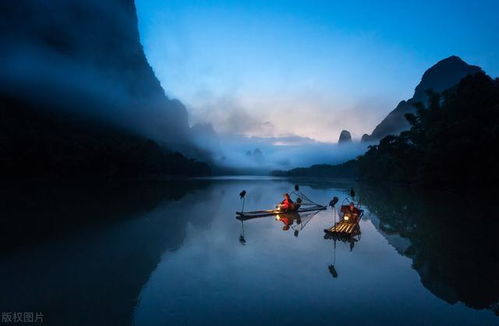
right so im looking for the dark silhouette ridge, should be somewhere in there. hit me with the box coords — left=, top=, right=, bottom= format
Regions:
left=0, top=95, right=210, bottom=177
left=0, top=0, right=210, bottom=177
left=362, top=56, right=483, bottom=142
left=358, top=72, right=499, bottom=189
left=271, top=159, right=358, bottom=178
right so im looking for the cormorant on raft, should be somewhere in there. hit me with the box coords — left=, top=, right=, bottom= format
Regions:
left=329, top=196, right=339, bottom=207
left=240, top=190, right=246, bottom=199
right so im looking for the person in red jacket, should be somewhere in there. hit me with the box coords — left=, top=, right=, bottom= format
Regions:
left=278, top=193, right=294, bottom=212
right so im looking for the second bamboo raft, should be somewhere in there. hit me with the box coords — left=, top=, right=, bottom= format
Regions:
left=324, top=220, right=360, bottom=236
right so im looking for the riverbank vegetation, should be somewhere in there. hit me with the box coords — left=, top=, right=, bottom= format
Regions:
left=358, top=72, right=498, bottom=188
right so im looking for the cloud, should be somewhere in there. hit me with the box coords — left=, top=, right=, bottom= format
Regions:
left=185, top=90, right=375, bottom=171
left=201, top=96, right=385, bottom=144
left=191, top=127, right=368, bottom=171
left=184, top=92, right=276, bottom=137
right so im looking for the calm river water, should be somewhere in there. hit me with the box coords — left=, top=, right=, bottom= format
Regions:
left=0, top=177, right=497, bottom=325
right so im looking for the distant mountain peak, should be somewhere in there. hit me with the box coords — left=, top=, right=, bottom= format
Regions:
left=362, top=56, right=483, bottom=142
left=338, top=130, right=352, bottom=144
left=434, top=55, right=465, bottom=65
left=413, top=55, right=483, bottom=102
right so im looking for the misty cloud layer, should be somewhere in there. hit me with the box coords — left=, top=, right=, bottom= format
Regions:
left=0, top=0, right=192, bottom=151
left=192, top=130, right=370, bottom=171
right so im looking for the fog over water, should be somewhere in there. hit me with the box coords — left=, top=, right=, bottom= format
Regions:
left=193, top=131, right=370, bottom=171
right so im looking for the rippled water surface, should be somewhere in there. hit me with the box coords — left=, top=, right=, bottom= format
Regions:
left=0, top=177, right=497, bottom=325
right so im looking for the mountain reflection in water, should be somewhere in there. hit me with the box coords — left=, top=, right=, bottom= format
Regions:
left=0, top=179, right=216, bottom=325
left=0, top=178, right=496, bottom=326
left=360, top=184, right=499, bottom=315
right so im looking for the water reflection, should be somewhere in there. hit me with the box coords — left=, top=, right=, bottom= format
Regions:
left=237, top=209, right=321, bottom=243
left=360, top=184, right=499, bottom=316
left=0, top=178, right=496, bottom=326
left=288, top=211, right=321, bottom=237
left=275, top=211, right=302, bottom=231
left=324, top=228, right=362, bottom=279
left=0, top=179, right=215, bottom=325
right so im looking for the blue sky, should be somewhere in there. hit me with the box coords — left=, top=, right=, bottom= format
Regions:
left=136, top=0, right=499, bottom=143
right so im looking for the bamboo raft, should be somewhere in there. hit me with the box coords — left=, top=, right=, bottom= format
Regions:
left=324, top=220, right=360, bottom=236
left=236, top=205, right=326, bottom=220
left=324, top=205, right=363, bottom=237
